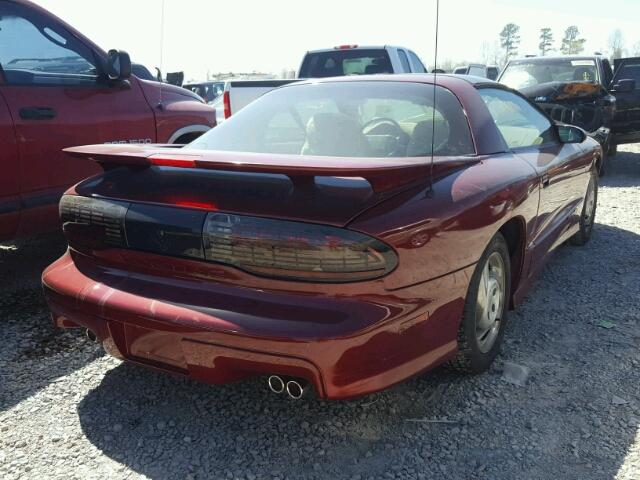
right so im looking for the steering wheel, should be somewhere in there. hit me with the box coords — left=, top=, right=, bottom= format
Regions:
left=361, top=117, right=409, bottom=155
left=362, top=117, right=405, bottom=136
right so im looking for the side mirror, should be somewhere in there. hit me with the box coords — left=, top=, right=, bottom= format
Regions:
left=106, top=49, right=131, bottom=81
left=612, top=78, right=636, bottom=93
left=557, top=124, right=586, bottom=144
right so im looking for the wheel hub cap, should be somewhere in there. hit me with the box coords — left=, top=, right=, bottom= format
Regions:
left=475, top=252, right=506, bottom=353
left=583, top=177, right=596, bottom=230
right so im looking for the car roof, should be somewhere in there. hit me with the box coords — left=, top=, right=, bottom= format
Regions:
left=288, top=73, right=498, bottom=89
left=508, top=55, right=603, bottom=64
left=306, top=45, right=409, bottom=54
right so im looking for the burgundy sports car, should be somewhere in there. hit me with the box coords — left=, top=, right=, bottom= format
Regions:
left=43, top=75, right=600, bottom=400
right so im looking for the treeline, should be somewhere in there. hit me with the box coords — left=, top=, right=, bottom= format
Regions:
left=496, top=24, right=640, bottom=65
left=500, top=24, right=587, bottom=61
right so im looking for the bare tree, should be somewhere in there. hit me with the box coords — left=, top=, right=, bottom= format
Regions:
left=561, top=26, right=586, bottom=55
left=481, top=41, right=502, bottom=66
left=609, top=29, right=626, bottom=60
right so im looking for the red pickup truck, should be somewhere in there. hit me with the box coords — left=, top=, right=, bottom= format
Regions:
left=0, top=0, right=216, bottom=241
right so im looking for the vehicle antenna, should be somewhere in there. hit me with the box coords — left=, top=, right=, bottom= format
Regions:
left=429, top=0, right=440, bottom=194
left=158, top=0, right=166, bottom=110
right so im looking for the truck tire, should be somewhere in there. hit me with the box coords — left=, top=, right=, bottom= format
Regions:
left=569, top=170, right=598, bottom=246
left=599, top=151, right=608, bottom=177
left=173, top=132, right=204, bottom=144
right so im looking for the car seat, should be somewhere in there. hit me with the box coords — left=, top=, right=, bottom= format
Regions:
left=301, top=113, right=371, bottom=157
left=406, top=120, right=450, bottom=156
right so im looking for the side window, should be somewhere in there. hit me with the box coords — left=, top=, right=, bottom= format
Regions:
left=468, top=66, right=486, bottom=77
left=398, top=50, right=411, bottom=73
left=614, top=63, right=640, bottom=89
left=408, top=51, right=427, bottom=73
left=480, top=88, right=556, bottom=149
left=0, top=4, right=99, bottom=86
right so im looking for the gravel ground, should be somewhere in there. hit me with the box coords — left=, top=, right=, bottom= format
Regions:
left=1, top=147, right=639, bottom=480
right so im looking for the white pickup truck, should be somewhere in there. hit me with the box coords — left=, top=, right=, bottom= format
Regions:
left=218, top=45, right=427, bottom=122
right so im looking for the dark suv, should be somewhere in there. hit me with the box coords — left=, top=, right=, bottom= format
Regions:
left=499, top=55, right=640, bottom=174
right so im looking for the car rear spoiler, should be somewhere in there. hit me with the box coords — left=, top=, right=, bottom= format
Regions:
left=64, top=144, right=475, bottom=194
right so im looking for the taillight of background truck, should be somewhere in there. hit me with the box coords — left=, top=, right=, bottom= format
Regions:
left=223, top=91, right=231, bottom=119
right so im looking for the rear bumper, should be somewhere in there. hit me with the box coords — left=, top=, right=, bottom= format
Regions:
left=43, top=250, right=473, bottom=399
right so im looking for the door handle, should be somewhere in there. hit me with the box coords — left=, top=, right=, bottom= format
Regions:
left=541, top=173, right=551, bottom=188
left=19, top=106, right=57, bottom=120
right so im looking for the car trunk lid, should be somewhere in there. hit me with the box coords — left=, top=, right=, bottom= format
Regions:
left=66, top=144, right=475, bottom=227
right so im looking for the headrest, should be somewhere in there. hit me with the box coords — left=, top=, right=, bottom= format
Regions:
left=303, top=113, right=369, bottom=157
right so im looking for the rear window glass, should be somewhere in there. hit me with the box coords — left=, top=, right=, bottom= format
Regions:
left=189, top=81, right=475, bottom=158
left=299, top=49, right=393, bottom=78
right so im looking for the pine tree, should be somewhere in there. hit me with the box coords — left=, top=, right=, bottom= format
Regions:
left=539, top=28, right=554, bottom=56
left=500, top=23, right=521, bottom=63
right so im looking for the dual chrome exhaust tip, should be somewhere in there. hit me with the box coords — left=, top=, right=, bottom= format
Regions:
left=268, top=375, right=308, bottom=400
left=85, top=329, right=98, bottom=343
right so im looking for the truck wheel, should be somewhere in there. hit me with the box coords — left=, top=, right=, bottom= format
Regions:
left=599, top=152, right=608, bottom=177
left=569, top=170, right=598, bottom=246
left=173, top=132, right=205, bottom=144
left=608, top=142, right=617, bottom=158
left=449, top=233, right=511, bottom=374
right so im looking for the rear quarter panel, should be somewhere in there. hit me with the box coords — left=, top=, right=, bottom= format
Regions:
left=349, top=154, right=540, bottom=292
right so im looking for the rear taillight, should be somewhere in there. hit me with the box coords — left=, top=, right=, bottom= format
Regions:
left=59, top=195, right=128, bottom=249
left=203, top=213, right=397, bottom=282
left=60, top=195, right=397, bottom=282
left=223, top=90, right=231, bottom=119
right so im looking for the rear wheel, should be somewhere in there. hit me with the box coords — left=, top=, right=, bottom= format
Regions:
left=449, top=233, right=511, bottom=373
left=569, top=170, right=598, bottom=246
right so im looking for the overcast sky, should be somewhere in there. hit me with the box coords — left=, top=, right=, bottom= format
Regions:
left=33, top=0, right=640, bottom=81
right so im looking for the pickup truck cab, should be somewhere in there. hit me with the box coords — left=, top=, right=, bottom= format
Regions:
left=0, top=0, right=216, bottom=241
left=218, top=45, right=428, bottom=123
left=499, top=55, right=640, bottom=173
left=298, top=45, right=427, bottom=77
left=453, top=64, right=499, bottom=80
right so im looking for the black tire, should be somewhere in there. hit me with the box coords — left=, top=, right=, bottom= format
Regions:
left=608, top=142, right=617, bottom=159
left=569, top=170, right=598, bottom=246
left=449, top=233, right=511, bottom=374
left=599, top=151, right=608, bottom=177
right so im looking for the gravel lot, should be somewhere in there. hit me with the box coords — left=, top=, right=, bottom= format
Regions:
left=1, top=147, right=639, bottom=480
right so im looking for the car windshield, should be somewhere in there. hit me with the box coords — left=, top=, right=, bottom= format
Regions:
left=188, top=81, right=475, bottom=158
left=500, top=59, right=598, bottom=89
left=299, top=49, right=393, bottom=78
